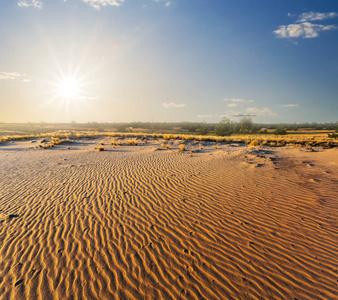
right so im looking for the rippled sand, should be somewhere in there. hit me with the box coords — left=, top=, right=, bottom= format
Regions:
left=0, top=138, right=337, bottom=299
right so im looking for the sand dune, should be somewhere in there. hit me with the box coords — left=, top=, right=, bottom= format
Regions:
left=0, top=138, right=337, bottom=299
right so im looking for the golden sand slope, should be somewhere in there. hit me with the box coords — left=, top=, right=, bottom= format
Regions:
left=0, top=139, right=337, bottom=299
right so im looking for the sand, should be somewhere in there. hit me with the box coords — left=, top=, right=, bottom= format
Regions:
left=0, top=137, right=337, bottom=299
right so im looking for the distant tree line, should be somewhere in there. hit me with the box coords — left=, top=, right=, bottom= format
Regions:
left=68, top=118, right=338, bottom=136
left=2, top=119, right=337, bottom=137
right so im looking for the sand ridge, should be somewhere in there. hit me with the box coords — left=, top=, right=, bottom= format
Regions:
left=0, top=138, right=337, bottom=299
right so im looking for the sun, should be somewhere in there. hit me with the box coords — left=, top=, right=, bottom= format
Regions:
left=58, top=78, right=79, bottom=99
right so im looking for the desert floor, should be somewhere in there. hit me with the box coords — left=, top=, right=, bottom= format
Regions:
left=0, top=137, right=337, bottom=300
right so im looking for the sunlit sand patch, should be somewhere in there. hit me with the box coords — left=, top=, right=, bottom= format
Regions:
left=0, top=139, right=337, bottom=299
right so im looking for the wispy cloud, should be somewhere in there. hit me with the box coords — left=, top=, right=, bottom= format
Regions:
left=227, top=103, right=237, bottom=107
left=297, top=12, right=338, bottom=23
left=163, top=102, right=186, bottom=108
left=197, top=114, right=212, bottom=118
left=222, top=110, right=256, bottom=118
left=246, top=107, right=278, bottom=116
left=283, top=104, right=299, bottom=107
left=231, top=114, right=256, bottom=118
left=155, top=0, right=172, bottom=6
left=17, top=0, right=171, bottom=10
left=18, top=0, right=43, bottom=9
left=223, top=98, right=254, bottom=103
left=82, top=0, right=124, bottom=9
left=0, top=72, right=22, bottom=80
left=224, top=98, right=245, bottom=102
left=275, top=11, right=338, bottom=39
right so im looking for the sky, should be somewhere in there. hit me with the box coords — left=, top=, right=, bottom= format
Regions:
left=0, top=0, right=337, bottom=123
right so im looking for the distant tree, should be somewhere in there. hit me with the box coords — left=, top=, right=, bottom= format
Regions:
left=188, top=123, right=199, bottom=133
left=239, top=117, right=253, bottom=133
left=215, top=117, right=233, bottom=136
left=199, top=120, right=209, bottom=135
left=115, top=124, right=127, bottom=132
left=273, top=127, right=287, bottom=135
left=328, top=128, right=338, bottom=139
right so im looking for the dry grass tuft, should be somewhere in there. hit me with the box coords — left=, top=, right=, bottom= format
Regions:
left=97, top=146, right=104, bottom=151
left=163, top=134, right=172, bottom=141
left=179, top=144, right=185, bottom=152
left=250, top=139, right=259, bottom=147
left=161, top=143, right=171, bottom=150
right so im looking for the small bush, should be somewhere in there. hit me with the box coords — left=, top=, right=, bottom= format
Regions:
left=98, top=146, right=104, bottom=151
left=250, top=139, right=259, bottom=147
left=179, top=145, right=185, bottom=151
left=328, top=133, right=338, bottom=139
left=273, top=128, right=287, bottom=135
left=163, top=134, right=172, bottom=140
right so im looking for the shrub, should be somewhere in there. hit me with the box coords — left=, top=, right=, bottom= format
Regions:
left=179, top=145, right=185, bottom=151
left=328, top=133, right=338, bottom=139
left=163, top=134, right=172, bottom=140
left=250, top=139, right=259, bottom=147
left=273, top=127, right=287, bottom=135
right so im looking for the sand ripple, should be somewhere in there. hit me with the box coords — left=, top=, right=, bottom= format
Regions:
left=0, top=143, right=337, bottom=299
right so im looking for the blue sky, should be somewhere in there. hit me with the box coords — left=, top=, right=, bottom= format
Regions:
left=0, top=0, right=337, bottom=123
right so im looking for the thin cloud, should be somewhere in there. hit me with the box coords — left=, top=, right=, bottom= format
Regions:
left=283, top=104, right=299, bottom=107
left=197, top=114, right=212, bottom=118
left=275, top=11, right=338, bottom=39
left=228, top=103, right=237, bottom=107
left=224, top=98, right=246, bottom=102
left=223, top=98, right=254, bottom=103
left=163, top=102, right=186, bottom=108
left=0, top=72, right=22, bottom=80
left=246, top=107, right=278, bottom=116
left=222, top=110, right=256, bottom=118
left=82, top=0, right=124, bottom=9
left=297, top=12, right=338, bottom=23
left=274, top=22, right=337, bottom=38
left=231, top=114, right=256, bottom=118
left=18, top=0, right=43, bottom=9
left=155, top=0, right=172, bottom=6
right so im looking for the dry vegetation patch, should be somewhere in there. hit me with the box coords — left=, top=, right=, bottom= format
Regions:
left=1, top=130, right=337, bottom=148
